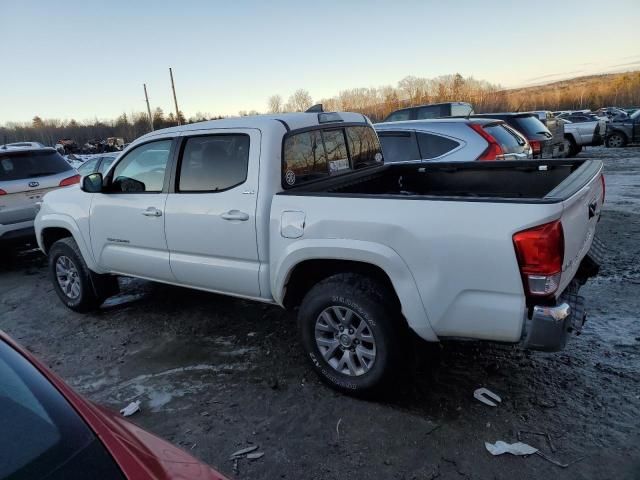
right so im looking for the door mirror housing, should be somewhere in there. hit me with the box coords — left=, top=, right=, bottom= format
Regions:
left=82, top=172, right=104, bottom=193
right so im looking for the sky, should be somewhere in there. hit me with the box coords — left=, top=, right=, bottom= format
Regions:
left=1, top=0, right=639, bottom=124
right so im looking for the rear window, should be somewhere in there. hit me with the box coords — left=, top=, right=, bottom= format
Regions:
left=484, top=124, right=525, bottom=153
left=510, top=116, right=550, bottom=137
left=283, top=126, right=382, bottom=188
left=416, top=105, right=447, bottom=119
left=0, top=150, right=71, bottom=181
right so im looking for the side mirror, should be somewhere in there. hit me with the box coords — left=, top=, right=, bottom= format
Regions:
left=82, top=172, right=103, bottom=193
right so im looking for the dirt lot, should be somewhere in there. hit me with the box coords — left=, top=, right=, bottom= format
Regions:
left=1, top=146, right=639, bottom=480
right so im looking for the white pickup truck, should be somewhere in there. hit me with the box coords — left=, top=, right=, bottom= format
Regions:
left=35, top=110, right=605, bottom=395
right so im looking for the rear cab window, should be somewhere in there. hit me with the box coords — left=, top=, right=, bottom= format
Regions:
left=283, top=125, right=382, bottom=188
left=510, top=115, right=550, bottom=138
left=0, top=150, right=72, bottom=181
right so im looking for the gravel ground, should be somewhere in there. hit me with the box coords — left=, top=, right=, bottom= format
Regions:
left=1, top=146, right=639, bottom=480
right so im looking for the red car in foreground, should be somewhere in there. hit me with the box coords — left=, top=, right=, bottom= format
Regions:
left=0, top=330, right=228, bottom=480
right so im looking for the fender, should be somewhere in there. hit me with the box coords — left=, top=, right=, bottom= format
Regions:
left=272, top=238, right=438, bottom=342
left=36, top=212, right=104, bottom=274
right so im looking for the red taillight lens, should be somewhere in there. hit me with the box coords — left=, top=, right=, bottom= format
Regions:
left=600, top=174, right=605, bottom=203
left=0, top=189, right=6, bottom=195
left=59, top=174, right=81, bottom=187
left=513, top=220, right=564, bottom=296
left=529, top=140, right=541, bottom=157
left=468, top=124, right=504, bottom=161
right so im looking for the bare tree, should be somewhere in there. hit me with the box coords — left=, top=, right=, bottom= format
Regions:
left=267, top=95, right=283, bottom=113
left=286, top=89, right=313, bottom=112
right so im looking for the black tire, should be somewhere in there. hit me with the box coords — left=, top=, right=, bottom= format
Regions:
left=606, top=132, right=627, bottom=148
left=298, top=273, right=405, bottom=397
left=565, top=136, right=580, bottom=157
left=49, top=237, right=115, bottom=312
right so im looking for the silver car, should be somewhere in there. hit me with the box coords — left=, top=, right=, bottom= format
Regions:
left=0, top=147, right=79, bottom=244
left=375, top=118, right=532, bottom=163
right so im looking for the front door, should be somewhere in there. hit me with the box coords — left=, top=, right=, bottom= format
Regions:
left=90, top=138, right=175, bottom=282
left=164, top=130, right=261, bottom=297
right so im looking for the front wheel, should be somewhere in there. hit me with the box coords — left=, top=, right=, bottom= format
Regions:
left=298, top=273, right=405, bottom=397
left=606, top=133, right=627, bottom=148
left=49, top=237, right=110, bottom=312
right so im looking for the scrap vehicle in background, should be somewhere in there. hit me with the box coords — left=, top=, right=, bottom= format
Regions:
left=382, top=102, right=474, bottom=122
left=470, top=112, right=563, bottom=158
left=375, top=118, right=531, bottom=163
left=605, top=109, right=640, bottom=148
left=0, top=330, right=227, bottom=480
left=36, top=109, right=604, bottom=396
left=0, top=146, right=79, bottom=247
left=557, top=113, right=604, bottom=156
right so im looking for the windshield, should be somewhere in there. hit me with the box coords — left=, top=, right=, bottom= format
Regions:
left=0, top=340, right=123, bottom=479
left=0, top=150, right=72, bottom=181
left=631, top=110, right=640, bottom=120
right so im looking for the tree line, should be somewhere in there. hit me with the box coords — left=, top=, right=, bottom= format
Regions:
left=2, top=71, right=639, bottom=148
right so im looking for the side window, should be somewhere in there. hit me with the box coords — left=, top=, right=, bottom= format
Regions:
left=345, top=126, right=383, bottom=169
left=283, top=130, right=326, bottom=186
left=385, top=110, right=411, bottom=122
left=416, top=132, right=460, bottom=159
left=77, top=157, right=99, bottom=175
left=416, top=105, right=446, bottom=119
left=178, top=135, right=249, bottom=192
left=111, top=140, right=171, bottom=193
left=378, top=132, right=420, bottom=163
left=98, top=156, right=116, bottom=174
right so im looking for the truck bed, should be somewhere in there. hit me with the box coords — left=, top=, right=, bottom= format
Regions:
left=283, top=159, right=599, bottom=203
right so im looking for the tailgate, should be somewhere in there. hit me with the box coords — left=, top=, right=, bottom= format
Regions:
left=552, top=161, right=605, bottom=294
left=0, top=176, right=66, bottom=225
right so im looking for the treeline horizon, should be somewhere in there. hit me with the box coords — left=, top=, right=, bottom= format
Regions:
left=2, top=70, right=639, bottom=148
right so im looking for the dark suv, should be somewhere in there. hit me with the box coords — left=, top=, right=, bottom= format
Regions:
left=469, top=113, right=562, bottom=158
left=382, top=102, right=474, bottom=122
left=606, top=109, right=640, bottom=148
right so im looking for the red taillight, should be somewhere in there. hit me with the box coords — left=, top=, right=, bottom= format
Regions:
left=0, top=189, right=6, bottom=195
left=529, top=140, right=541, bottom=157
left=468, top=124, right=504, bottom=161
left=513, top=220, right=564, bottom=296
left=600, top=174, right=605, bottom=203
left=59, top=174, right=81, bottom=187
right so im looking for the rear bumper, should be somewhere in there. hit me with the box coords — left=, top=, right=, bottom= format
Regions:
left=521, top=236, right=603, bottom=352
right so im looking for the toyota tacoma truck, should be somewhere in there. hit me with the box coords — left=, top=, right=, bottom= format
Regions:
left=35, top=110, right=605, bottom=396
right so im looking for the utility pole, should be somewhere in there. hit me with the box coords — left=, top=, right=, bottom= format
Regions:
left=143, top=83, right=154, bottom=131
left=169, top=67, right=181, bottom=125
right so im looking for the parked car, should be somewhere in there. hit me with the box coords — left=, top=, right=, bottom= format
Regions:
left=382, top=102, right=474, bottom=122
left=36, top=110, right=604, bottom=396
left=525, top=111, right=567, bottom=157
left=0, top=330, right=227, bottom=479
left=595, top=107, right=629, bottom=121
left=375, top=118, right=531, bottom=163
left=605, top=109, right=640, bottom=148
left=77, top=153, right=120, bottom=176
left=470, top=113, right=561, bottom=158
left=2, top=141, right=46, bottom=149
left=0, top=147, right=80, bottom=247
left=557, top=114, right=604, bottom=156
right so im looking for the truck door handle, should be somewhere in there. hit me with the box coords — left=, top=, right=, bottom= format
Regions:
left=221, top=210, right=249, bottom=221
left=142, top=207, right=162, bottom=217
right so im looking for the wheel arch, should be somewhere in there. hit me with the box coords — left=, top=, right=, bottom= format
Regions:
left=273, top=239, right=438, bottom=341
left=37, top=214, right=101, bottom=272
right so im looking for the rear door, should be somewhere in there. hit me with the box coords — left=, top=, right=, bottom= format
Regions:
left=0, top=150, right=77, bottom=232
left=164, top=129, right=261, bottom=297
left=549, top=161, right=605, bottom=294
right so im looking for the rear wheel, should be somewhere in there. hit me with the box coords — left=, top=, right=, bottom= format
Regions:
left=49, top=237, right=116, bottom=312
left=606, top=132, right=627, bottom=148
left=298, top=273, right=405, bottom=397
left=565, top=136, right=581, bottom=157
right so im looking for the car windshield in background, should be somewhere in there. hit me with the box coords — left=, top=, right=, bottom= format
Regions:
left=283, top=126, right=382, bottom=188
left=511, top=115, right=550, bottom=136
left=631, top=110, right=640, bottom=120
left=0, top=150, right=71, bottom=181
